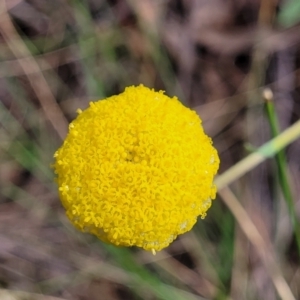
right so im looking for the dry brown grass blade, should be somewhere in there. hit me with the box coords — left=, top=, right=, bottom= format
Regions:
left=0, top=288, right=67, bottom=300
left=0, top=0, right=68, bottom=140
left=5, top=0, right=22, bottom=10
left=137, top=249, right=218, bottom=299
left=219, top=187, right=296, bottom=300
left=0, top=46, right=79, bottom=78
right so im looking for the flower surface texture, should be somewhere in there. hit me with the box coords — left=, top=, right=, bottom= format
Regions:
left=54, top=85, right=219, bottom=252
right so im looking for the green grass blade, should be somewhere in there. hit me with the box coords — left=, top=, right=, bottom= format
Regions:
left=103, top=244, right=201, bottom=300
left=264, top=91, right=300, bottom=255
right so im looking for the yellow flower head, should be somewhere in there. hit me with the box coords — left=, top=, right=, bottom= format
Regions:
left=53, top=85, right=219, bottom=252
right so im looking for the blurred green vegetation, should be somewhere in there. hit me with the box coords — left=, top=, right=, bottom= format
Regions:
left=278, top=0, right=300, bottom=28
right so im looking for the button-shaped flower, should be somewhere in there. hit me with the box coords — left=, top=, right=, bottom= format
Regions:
left=53, top=85, right=219, bottom=253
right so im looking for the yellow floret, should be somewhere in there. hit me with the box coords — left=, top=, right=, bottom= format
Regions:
left=53, top=85, right=219, bottom=252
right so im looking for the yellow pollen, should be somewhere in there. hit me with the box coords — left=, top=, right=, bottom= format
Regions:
left=53, top=85, right=219, bottom=253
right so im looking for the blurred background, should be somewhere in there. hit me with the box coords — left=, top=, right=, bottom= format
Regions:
left=0, top=0, right=300, bottom=299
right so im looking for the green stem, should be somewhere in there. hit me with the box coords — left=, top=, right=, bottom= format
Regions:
left=265, top=95, right=300, bottom=255
left=215, top=119, right=300, bottom=189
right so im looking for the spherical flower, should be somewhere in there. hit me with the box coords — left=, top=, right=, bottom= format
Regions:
left=53, top=85, right=219, bottom=253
